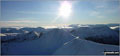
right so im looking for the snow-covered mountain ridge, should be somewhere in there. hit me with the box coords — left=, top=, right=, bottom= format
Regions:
left=69, top=25, right=119, bottom=45
left=1, top=24, right=119, bottom=55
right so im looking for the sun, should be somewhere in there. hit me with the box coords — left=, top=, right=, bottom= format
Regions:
left=59, top=1, right=72, bottom=18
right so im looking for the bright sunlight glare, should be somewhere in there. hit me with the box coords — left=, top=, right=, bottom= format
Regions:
left=59, top=1, right=72, bottom=18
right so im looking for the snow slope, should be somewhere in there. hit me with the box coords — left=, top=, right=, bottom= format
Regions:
left=110, top=26, right=119, bottom=33
left=70, top=25, right=119, bottom=45
left=1, top=27, right=44, bottom=34
left=1, top=24, right=119, bottom=55
left=1, top=31, right=41, bottom=43
left=71, top=25, right=118, bottom=38
left=2, top=28, right=75, bottom=55
left=1, top=27, right=45, bottom=43
left=54, top=38, right=119, bottom=55
left=20, top=27, right=44, bottom=33
left=1, top=28, right=24, bottom=33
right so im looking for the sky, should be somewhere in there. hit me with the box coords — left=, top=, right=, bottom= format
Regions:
left=1, top=0, right=120, bottom=27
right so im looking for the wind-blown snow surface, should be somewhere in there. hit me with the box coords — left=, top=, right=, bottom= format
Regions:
left=1, top=24, right=119, bottom=55
left=110, top=26, right=119, bottom=33
left=54, top=38, right=119, bottom=55
left=1, top=28, right=75, bottom=55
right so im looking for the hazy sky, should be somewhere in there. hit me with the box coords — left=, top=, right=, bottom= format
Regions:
left=1, top=0, right=120, bottom=27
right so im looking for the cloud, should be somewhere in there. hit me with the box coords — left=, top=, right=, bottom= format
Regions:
left=0, top=20, right=38, bottom=23
left=90, top=11, right=105, bottom=18
left=17, top=11, right=56, bottom=15
left=18, top=11, right=41, bottom=14
left=0, top=20, right=39, bottom=27
left=96, top=5, right=105, bottom=9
